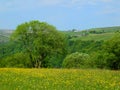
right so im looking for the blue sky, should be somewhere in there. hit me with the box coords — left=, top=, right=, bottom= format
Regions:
left=0, top=0, right=120, bottom=30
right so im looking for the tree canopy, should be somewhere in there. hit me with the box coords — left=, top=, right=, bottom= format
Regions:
left=11, top=20, right=66, bottom=68
left=102, top=33, right=120, bottom=69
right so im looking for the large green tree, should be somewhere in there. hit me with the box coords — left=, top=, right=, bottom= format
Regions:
left=102, top=33, right=120, bottom=69
left=11, top=20, right=66, bottom=68
left=90, top=33, right=120, bottom=70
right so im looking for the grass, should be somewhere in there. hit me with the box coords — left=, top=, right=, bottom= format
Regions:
left=64, top=30, right=117, bottom=41
left=0, top=68, right=120, bottom=90
left=78, top=32, right=115, bottom=41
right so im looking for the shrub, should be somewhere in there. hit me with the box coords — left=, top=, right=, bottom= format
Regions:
left=62, top=52, right=89, bottom=68
left=0, top=52, right=31, bottom=68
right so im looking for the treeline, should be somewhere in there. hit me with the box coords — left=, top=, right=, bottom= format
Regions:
left=0, top=20, right=120, bottom=70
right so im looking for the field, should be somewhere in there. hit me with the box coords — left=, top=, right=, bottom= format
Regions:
left=78, top=32, right=115, bottom=41
left=0, top=68, right=120, bottom=90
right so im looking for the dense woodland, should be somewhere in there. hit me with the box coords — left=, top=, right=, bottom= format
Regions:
left=0, top=20, right=120, bottom=70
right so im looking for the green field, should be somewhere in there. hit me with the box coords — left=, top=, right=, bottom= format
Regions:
left=0, top=68, right=120, bottom=90
left=78, top=32, right=115, bottom=41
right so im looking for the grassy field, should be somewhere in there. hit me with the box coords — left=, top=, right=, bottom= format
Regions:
left=0, top=68, right=120, bottom=90
left=78, top=32, right=115, bottom=41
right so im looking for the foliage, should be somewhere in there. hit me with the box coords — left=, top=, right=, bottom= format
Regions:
left=88, top=33, right=120, bottom=70
left=88, top=51, right=109, bottom=69
left=11, top=20, right=66, bottom=68
left=0, top=41, right=23, bottom=59
left=1, top=22, right=120, bottom=69
left=68, top=39, right=103, bottom=54
left=0, top=52, right=31, bottom=68
left=62, top=52, right=89, bottom=68
left=102, top=33, right=120, bottom=69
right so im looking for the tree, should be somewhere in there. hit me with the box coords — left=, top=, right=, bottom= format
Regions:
left=102, top=33, right=120, bottom=69
left=88, top=33, right=120, bottom=70
left=88, top=51, right=108, bottom=69
left=62, top=52, right=89, bottom=68
left=11, top=20, right=66, bottom=68
left=0, top=52, right=31, bottom=68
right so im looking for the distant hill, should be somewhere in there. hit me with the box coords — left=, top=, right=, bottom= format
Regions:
left=0, top=29, right=13, bottom=43
left=1, top=26, right=120, bottom=43
left=64, top=26, right=120, bottom=41
left=88, top=26, right=120, bottom=33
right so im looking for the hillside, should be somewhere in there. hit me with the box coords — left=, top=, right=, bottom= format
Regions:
left=0, top=30, right=13, bottom=43
left=0, top=26, right=120, bottom=69
left=0, top=26, right=120, bottom=43
left=89, top=26, right=120, bottom=33
left=64, top=26, right=120, bottom=41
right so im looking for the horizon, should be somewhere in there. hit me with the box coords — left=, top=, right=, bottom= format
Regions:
left=1, top=25, right=120, bottom=31
left=0, top=0, right=120, bottom=30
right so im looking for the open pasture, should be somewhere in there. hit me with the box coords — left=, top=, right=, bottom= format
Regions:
left=0, top=68, right=120, bottom=90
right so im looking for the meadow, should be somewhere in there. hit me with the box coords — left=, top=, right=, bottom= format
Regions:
left=0, top=68, right=120, bottom=90
left=78, top=32, right=115, bottom=41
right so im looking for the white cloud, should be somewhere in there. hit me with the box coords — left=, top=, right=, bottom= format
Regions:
left=100, top=0, right=113, bottom=3
left=73, top=0, right=116, bottom=5
left=96, top=6, right=120, bottom=15
left=38, top=0, right=63, bottom=6
left=67, top=0, right=120, bottom=15
left=0, top=0, right=65, bottom=12
left=0, top=0, right=119, bottom=12
left=61, top=0, right=114, bottom=8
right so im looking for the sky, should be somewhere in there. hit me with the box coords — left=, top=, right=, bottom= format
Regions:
left=0, top=0, right=120, bottom=30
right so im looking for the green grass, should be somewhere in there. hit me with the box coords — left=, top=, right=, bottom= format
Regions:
left=89, top=26, right=120, bottom=33
left=0, top=68, right=120, bottom=90
left=63, top=26, right=120, bottom=41
left=78, top=32, right=115, bottom=41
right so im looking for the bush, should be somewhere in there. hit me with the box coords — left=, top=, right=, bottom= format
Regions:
left=102, top=33, right=120, bottom=69
left=62, top=52, right=89, bottom=68
left=88, top=33, right=120, bottom=70
left=88, top=51, right=108, bottom=69
left=0, top=52, right=32, bottom=68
